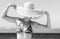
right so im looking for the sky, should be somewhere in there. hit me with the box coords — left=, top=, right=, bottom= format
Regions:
left=0, top=0, right=60, bottom=32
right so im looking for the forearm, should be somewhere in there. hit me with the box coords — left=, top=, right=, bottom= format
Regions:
left=2, top=6, right=10, bottom=18
left=2, top=3, right=17, bottom=18
left=46, top=14, right=51, bottom=29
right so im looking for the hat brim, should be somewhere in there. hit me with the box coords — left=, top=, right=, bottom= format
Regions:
left=16, top=6, right=43, bottom=18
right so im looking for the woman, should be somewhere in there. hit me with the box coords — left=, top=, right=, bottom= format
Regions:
left=1, top=2, right=51, bottom=39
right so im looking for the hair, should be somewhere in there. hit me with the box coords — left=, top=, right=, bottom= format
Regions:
left=24, top=2, right=34, bottom=10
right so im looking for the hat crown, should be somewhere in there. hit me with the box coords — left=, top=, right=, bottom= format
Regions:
left=24, top=2, right=34, bottom=10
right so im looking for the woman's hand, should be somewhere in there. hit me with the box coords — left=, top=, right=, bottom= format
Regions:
left=42, top=10, right=49, bottom=16
left=7, top=3, right=17, bottom=9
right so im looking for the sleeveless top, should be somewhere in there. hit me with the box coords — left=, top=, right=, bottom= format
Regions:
left=16, top=18, right=33, bottom=33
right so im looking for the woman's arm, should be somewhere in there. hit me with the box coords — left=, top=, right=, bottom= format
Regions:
left=44, top=11, right=51, bottom=29
left=39, top=11, right=51, bottom=28
left=1, top=3, right=18, bottom=24
left=31, top=11, right=51, bottom=29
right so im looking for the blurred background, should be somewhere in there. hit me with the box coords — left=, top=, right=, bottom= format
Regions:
left=0, top=0, right=60, bottom=33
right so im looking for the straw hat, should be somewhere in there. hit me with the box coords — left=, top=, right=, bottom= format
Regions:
left=16, top=2, right=43, bottom=18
